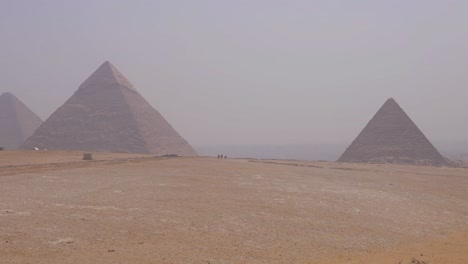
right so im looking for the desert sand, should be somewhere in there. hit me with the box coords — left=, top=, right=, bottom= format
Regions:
left=0, top=151, right=467, bottom=263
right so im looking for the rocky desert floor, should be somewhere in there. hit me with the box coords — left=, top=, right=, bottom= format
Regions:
left=0, top=151, right=467, bottom=263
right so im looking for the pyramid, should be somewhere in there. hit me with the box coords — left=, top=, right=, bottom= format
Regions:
left=338, top=98, right=447, bottom=166
left=0, top=92, right=43, bottom=150
left=21, top=61, right=197, bottom=155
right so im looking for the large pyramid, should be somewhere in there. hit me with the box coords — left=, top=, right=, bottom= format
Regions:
left=22, top=61, right=197, bottom=155
left=0, top=92, right=43, bottom=150
left=338, top=98, right=447, bottom=166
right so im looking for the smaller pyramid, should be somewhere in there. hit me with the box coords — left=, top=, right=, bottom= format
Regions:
left=338, top=98, right=447, bottom=166
left=0, top=92, right=43, bottom=149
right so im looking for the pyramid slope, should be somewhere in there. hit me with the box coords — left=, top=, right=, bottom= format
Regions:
left=0, top=92, right=43, bottom=149
left=21, top=62, right=197, bottom=155
left=338, top=98, right=447, bottom=166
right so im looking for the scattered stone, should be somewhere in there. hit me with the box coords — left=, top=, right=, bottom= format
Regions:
left=410, top=257, right=429, bottom=264
left=51, top=238, right=75, bottom=245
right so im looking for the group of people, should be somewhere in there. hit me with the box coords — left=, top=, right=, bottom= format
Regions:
left=217, top=154, right=227, bottom=159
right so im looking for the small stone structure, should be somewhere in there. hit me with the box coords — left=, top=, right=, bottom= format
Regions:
left=83, top=153, right=93, bottom=160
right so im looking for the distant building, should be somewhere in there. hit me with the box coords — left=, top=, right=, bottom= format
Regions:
left=338, top=98, right=447, bottom=166
left=21, top=61, right=197, bottom=156
left=0, top=92, right=42, bottom=150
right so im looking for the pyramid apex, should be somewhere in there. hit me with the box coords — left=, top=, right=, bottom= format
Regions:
left=0, top=92, right=19, bottom=102
left=101, top=60, right=113, bottom=67
left=380, top=97, right=402, bottom=110
left=96, top=60, right=118, bottom=73
left=96, top=61, right=119, bottom=75
left=384, top=97, right=397, bottom=104
left=80, top=61, right=136, bottom=91
left=1, top=92, right=14, bottom=97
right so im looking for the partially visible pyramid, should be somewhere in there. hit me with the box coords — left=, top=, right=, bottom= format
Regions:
left=338, top=98, right=447, bottom=166
left=0, top=92, right=43, bottom=149
left=21, top=61, right=197, bottom=155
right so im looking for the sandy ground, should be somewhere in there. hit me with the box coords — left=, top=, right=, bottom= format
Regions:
left=0, top=151, right=467, bottom=263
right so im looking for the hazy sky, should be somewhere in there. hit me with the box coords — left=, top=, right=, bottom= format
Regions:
left=1, top=0, right=467, bottom=146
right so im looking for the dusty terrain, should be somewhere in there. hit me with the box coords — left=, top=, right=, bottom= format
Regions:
left=0, top=151, right=467, bottom=263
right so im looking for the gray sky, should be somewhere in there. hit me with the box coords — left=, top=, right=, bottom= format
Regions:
left=1, top=0, right=467, bottom=146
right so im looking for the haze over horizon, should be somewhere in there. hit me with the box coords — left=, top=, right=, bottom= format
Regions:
left=1, top=1, right=467, bottom=148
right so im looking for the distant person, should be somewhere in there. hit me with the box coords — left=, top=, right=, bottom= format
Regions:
left=224, top=155, right=227, bottom=159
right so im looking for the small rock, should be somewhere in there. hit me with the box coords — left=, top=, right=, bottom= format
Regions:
left=51, top=238, right=75, bottom=245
